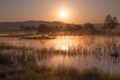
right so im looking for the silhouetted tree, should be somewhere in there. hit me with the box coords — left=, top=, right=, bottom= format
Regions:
left=66, top=24, right=82, bottom=32
left=84, top=23, right=94, bottom=29
left=24, top=26, right=36, bottom=31
left=19, top=24, right=36, bottom=31
left=112, top=16, right=118, bottom=27
left=19, top=25, right=24, bottom=30
left=74, top=24, right=82, bottom=31
left=37, top=24, right=50, bottom=33
left=104, top=15, right=118, bottom=28
left=83, top=23, right=95, bottom=34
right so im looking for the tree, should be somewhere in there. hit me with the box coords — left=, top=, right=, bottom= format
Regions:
left=112, top=16, right=118, bottom=27
left=66, top=24, right=82, bottom=32
left=104, top=15, right=118, bottom=28
left=19, top=25, right=24, bottom=30
left=37, top=24, right=50, bottom=33
left=19, top=24, right=36, bottom=31
left=84, top=23, right=94, bottom=30
left=83, top=23, right=95, bottom=34
left=104, top=15, right=112, bottom=27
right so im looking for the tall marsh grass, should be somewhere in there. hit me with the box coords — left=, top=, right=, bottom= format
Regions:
left=0, top=64, right=120, bottom=80
left=0, top=38, right=120, bottom=80
left=0, top=38, right=120, bottom=65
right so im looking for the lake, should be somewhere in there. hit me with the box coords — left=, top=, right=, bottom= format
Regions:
left=0, top=36, right=120, bottom=74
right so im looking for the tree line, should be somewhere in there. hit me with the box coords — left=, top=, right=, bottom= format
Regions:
left=19, top=15, right=119, bottom=35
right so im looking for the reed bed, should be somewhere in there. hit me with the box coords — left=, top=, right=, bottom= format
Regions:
left=0, top=64, right=120, bottom=80
left=0, top=38, right=120, bottom=80
left=0, top=38, right=120, bottom=66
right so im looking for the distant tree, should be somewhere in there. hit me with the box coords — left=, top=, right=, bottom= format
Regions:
left=104, top=15, right=118, bottom=28
left=19, top=24, right=36, bottom=31
left=104, top=15, right=112, bottom=27
left=37, top=24, right=50, bottom=33
left=112, top=16, right=118, bottom=27
left=24, top=26, right=30, bottom=31
left=74, top=24, right=82, bottom=31
left=83, top=23, right=95, bottom=34
left=66, top=24, right=82, bottom=32
left=84, top=23, right=94, bottom=29
left=19, top=25, right=24, bottom=30
left=23, top=26, right=35, bottom=31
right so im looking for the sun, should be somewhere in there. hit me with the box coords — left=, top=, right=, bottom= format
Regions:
left=59, top=9, right=68, bottom=19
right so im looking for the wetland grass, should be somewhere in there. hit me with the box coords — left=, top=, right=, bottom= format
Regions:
left=0, top=39, right=120, bottom=80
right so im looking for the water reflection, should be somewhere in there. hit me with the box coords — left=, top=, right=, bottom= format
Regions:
left=0, top=36, right=107, bottom=50
left=44, top=36, right=95, bottom=50
left=58, top=36, right=74, bottom=50
left=0, top=36, right=120, bottom=74
left=38, top=54, right=120, bottom=74
left=49, top=36, right=77, bottom=50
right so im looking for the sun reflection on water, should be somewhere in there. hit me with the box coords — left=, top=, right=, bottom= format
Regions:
left=57, top=36, right=75, bottom=51
left=61, top=45, right=68, bottom=50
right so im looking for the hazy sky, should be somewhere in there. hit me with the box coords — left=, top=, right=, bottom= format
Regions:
left=0, top=0, right=120, bottom=24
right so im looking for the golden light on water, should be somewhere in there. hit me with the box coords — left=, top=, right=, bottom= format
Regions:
left=55, top=36, right=89, bottom=51
left=37, top=36, right=87, bottom=51
left=61, top=45, right=68, bottom=51
left=57, top=36, right=75, bottom=51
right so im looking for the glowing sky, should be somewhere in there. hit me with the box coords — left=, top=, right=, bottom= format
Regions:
left=0, top=0, right=120, bottom=24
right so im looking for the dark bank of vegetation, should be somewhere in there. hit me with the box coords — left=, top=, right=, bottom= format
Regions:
left=0, top=56, right=120, bottom=80
left=18, top=15, right=120, bottom=36
left=0, top=15, right=119, bottom=38
left=1, top=63, right=120, bottom=80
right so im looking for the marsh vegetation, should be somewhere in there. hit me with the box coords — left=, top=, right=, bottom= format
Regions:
left=0, top=36, right=120, bottom=80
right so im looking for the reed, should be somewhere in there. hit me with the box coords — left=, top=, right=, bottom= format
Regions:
left=0, top=39, right=120, bottom=80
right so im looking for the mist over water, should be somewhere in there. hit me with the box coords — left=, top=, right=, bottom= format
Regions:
left=0, top=36, right=120, bottom=74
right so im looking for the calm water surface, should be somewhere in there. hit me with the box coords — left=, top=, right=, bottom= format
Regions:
left=0, top=36, right=120, bottom=74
